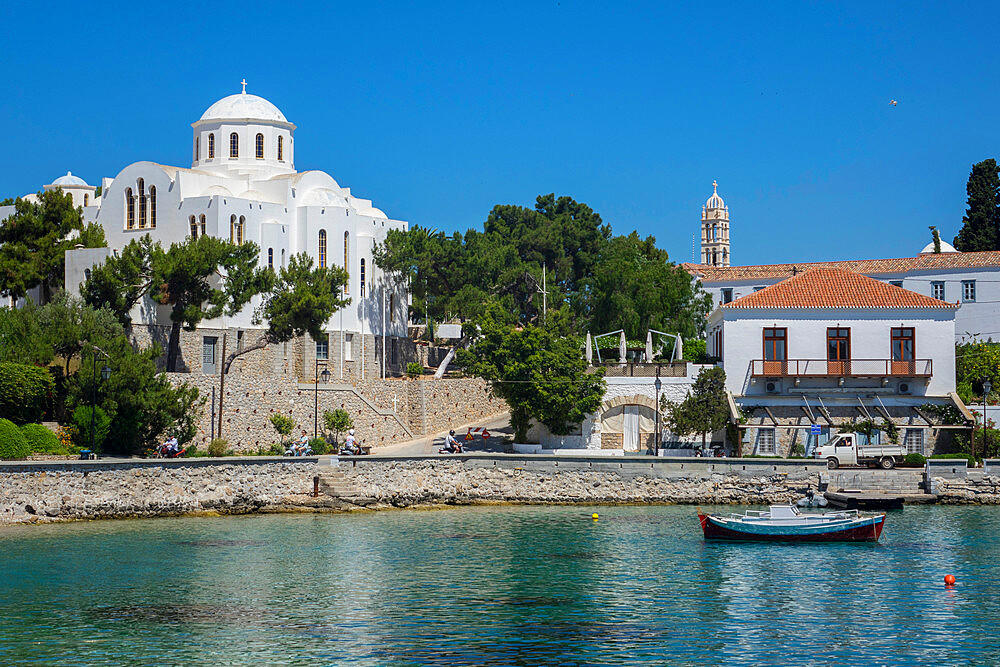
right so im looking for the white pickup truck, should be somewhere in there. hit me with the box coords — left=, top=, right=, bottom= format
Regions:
left=813, top=433, right=907, bottom=470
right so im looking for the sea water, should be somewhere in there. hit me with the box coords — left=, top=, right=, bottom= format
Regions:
left=1, top=505, right=998, bottom=666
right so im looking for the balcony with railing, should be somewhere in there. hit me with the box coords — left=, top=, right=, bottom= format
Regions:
left=588, top=361, right=688, bottom=377
left=750, top=358, right=932, bottom=378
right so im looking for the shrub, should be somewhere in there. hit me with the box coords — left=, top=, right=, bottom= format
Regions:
left=0, top=362, right=54, bottom=425
left=207, top=438, right=230, bottom=457
left=269, top=414, right=295, bottom=446
left=323, top=409, right=353, bottom=446
left=72, top=405, right=111, bottom=453
left=0, top=418, right=31, bottom=460
left=20, top=423, right=66, bottom=455
left=406, top=362, right=424, bottom=378
left=309, top=437, right=329, bottom=455
left=267, top=442, right=284, bottom=456
left=929, top=452, right=977, bottom=467
left=682, top=339, right=709, bottom=364
left=903, top=452, right=927, bottom=466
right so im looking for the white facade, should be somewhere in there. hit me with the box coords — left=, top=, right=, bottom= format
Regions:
left=707, top=307, right=957, bottom=397
left=58, top=87, right=409, bottom=342
left=688, top=250, right=1000, bottom=343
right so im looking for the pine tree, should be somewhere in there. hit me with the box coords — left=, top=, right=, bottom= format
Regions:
left=953, top=159, right=1000, bottom=252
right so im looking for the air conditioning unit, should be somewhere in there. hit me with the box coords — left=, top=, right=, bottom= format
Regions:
left=765, top=380, right=782, bottom=394
left=898, top=381, right=912, bottom=395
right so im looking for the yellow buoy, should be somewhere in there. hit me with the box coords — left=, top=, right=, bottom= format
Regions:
left=592, top=513, right=599, bottom=520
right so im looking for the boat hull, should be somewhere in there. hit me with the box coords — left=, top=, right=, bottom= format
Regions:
left=699, top=512, right=885, bottom=542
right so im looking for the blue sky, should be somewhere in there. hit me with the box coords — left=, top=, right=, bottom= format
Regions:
left=2, top=1, right=998, bottom=264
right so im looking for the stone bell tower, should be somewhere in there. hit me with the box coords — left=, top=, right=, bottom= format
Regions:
left=701, top=180, right=730, bottom=267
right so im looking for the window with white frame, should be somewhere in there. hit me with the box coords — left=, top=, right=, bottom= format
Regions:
left=316, top=338, right=329, bottom=360
left=345, top=333, right=354, bottom=362
left=904, top=429, right=925, bottom=454
left=931, top=281, right=945, bottom=300
left=757, top=428, right=775, bottom=455
left=962, top=280, right=976, bottom=302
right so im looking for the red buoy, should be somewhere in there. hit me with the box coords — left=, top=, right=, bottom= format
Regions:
left=944, top=574, right=956, bottom=586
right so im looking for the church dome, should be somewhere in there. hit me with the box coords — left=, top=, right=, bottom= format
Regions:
left=705, top=180, right=725, bottom=209
left=919, top=239, right=959, bottom=255
left=200, top=92, right=287, bottom=123
left=52, top=171, right=88, bottom=187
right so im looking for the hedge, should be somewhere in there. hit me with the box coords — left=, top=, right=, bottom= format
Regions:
left=0, top=362, right=54, bottom=425
left=0, top=418, right=30, bottom=460
left=20, top=423, right=65, bottom=455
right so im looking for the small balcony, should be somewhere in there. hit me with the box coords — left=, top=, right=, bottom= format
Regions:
left=750, top=358, right=933, bottom=378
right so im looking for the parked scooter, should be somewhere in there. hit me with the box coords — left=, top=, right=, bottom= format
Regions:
left=155, top=442, right=186, bottom=458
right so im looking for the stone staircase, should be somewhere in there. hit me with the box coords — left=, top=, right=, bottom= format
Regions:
left=821, top=469, right=928, bottom=495
left=315, top=468, right=374, bottom=506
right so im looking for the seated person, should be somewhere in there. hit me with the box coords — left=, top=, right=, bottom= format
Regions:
left=341, top=429, right=360, bottom=455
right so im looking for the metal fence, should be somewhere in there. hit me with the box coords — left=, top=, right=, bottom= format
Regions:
left=591, top=362, right=687, bottom=377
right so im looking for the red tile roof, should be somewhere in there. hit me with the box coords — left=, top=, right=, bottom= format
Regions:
left=683, top=250, right=1000, bottom=282
left=722, top=267, right=960, bottom=310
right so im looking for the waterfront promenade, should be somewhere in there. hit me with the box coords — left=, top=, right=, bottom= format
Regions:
left=2, top=453, right=997, bottom=525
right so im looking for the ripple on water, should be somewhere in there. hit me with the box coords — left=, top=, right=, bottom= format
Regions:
left=1, top=505, right=1000, bottom=666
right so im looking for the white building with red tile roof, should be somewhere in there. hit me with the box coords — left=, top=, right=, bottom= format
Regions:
left=704, top=268, right=969, bottom=457
left=686, top=249, right=1000, bottom=342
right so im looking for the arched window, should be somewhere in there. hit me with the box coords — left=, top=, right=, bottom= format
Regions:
left=230, top=133, right=239, bottom=158
left=190, top=215, right=198, bottom=238
left=208, top=133, right=215, bottom=158
left=360, top=258, right=366, bottom=297
left=268, top=247, right=274, bottom=269
left=318, top=230, right=327, bottom=268
left=344, top=231, right=350, bottom=290
left=195, top=136, right=200, bottom=161
left=199, top=214, right=206, bottom=236
left=281, top=248, right=286, bottom=268
left=125, top=188, right=135, bottom=229
left=137, top=178, right=146, bottom=228
left=230, top=214, right=237, bottom=242
left=84, top=193, right=89, bottom=206
left=237, top=216, right=245, bottom=244
left=255, top=133, right=264, bottom=159
left=149, top=185, right=156, bottom=228
left=277, top=135, right=284, bottom=161
left=84, top=269, right=91, bottom=282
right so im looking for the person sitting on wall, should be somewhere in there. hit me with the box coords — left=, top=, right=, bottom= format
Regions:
left=291, top=430, right=310, bottom=456
left=166, top=435, right=180, bottom=456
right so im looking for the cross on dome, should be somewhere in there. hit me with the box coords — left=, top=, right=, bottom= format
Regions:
left=713, top=179, right=718, bottom=193
left=241, top=78, right=247, bottom=94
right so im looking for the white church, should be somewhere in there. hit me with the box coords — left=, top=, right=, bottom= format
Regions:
left=20, top=84, right=413, bottom=378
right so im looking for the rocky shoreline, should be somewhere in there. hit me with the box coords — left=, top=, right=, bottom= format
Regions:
left=2, top=456, right=999, bottom=525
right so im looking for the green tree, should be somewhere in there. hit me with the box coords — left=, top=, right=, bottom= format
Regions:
left=956, top=341, right=1000, bottom=397
left=270, top=413, right=295, bottom=447
left=953, top=159, right=1000, bottom=252
left=71, top=404, right=111, bottom=453
left=323, top=409, right=353, bottom=446
left=587, top=232, right=712, bottom=340
left=458, top=310, right=606, bottom=442
left=80, top=235, right=157, bottom=325
left=68, top=338, right=203, bottom=456
left=0, top=189, right=106, bottom=302
left=222, top=253, right=349, bottom=373
left=0, top=300, right=55, bottom=366
left=0, top=362, right=54, bottom=424
left=37, top=292, right=123, bottom=377
left=663, top=367, right=729, bottom=454
left=150, top=236, right=272, bottom=371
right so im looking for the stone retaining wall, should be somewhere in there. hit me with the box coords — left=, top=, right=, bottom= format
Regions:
left=0, top=459, right=317, bottom=524
left=7, top=456, right=1000, bottom=526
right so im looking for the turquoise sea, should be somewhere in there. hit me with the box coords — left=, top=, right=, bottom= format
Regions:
left=2, top=505, right=998, bottom=666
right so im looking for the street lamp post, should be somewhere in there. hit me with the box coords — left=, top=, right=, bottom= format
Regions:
left=314, top=360, right=330, bottom=440
left=654, top=376, right=662, bottom=457
left=90, top=351, right=111, bottom=454
left=982, top=379, right=992, bottom=465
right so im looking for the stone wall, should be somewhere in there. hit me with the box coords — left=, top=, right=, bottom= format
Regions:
left=0, top=459, right=317, bottom=524
left=933, top=474, right=1000, bottom=504
left=169, top=371, right=507, bottom=452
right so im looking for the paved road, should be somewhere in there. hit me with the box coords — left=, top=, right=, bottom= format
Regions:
left=376, top=413, right=512, bottom=456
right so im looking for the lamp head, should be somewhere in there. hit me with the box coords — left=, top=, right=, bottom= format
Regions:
left=101, top=365, right=112, bottom=381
